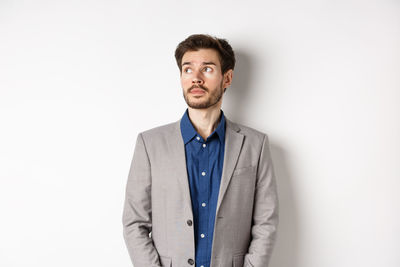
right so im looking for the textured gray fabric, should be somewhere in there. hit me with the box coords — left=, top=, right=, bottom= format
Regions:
left=122, top=116, right=279, bottom=267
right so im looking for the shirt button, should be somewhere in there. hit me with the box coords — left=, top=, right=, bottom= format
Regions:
left=202, top=143, right=206, bottom=148
left=196, top=136, right=200, bottom=141
left=200, top=233, right=205, bottom=238
left=201, top=171, right=206, bottom=176
left=187, top=219, right=192, bottom=226
left=200, top=265, right=204, bottom=267
left=202, top=202, right=206, bottom=207
left=188, top=258, right=195, bottom=265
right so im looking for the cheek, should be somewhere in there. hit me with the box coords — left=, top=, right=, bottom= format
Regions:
left=203, top=72, right=222, bottom=81
left=206, top=76, right=222, bottom=86
left=180, top=76, right=190, bottom=87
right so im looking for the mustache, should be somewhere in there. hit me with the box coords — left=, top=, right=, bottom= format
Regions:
left=189, top=84, right=208, bottom=92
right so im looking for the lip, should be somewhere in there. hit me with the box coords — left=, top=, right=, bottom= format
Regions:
left=190, top=88, right=206, bottom=94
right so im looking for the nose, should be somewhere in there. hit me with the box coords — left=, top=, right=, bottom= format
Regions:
left=192, top=71, right=204, bottom=85
left=192, top=78, right=203, bottom=85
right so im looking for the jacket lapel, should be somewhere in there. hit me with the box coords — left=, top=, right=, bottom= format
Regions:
left=168, top=119, right=193, bottom=214
left=216, top=117, right=244, bottom=215
left=168, top=116, right=244, bottom=217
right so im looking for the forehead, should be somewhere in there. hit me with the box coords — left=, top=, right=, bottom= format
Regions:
left=181, top=48, right=221, bottom=66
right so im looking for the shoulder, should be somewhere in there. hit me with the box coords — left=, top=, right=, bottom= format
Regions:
left=137, top=120, right=180, bottom=143
left=227, top=119, right=269, bottom=143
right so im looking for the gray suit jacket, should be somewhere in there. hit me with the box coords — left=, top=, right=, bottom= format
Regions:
left=122, top=116, right=279, bottom=267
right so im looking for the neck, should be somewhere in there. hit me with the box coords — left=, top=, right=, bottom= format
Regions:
left=187, top=104, right=222, bottom=140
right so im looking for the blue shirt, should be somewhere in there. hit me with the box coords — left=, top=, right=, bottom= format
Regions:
left=180, top=108, right=226, bottom=267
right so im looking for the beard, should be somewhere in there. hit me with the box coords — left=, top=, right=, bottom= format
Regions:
left=183, top=80, right=224, bottom=109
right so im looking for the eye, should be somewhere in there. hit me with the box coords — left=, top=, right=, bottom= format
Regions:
left=204, top=66, right=212, bottom=72
left=184, top=68, right=193, bottom=73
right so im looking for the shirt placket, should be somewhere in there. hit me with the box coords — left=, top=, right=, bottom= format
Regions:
left=197, top=136, right=210, bottom=267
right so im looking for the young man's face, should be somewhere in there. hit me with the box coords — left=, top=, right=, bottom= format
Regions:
left=180, top=48, right=232, bottom=109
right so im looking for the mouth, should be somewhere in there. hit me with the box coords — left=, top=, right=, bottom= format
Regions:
left=189, top=88, right=206, bottom=95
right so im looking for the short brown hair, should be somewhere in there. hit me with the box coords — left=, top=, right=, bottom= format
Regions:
left=175, top=34, right=236, bottom=74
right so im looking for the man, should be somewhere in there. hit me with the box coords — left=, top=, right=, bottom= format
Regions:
left=122, top=34, right=279, bottom=267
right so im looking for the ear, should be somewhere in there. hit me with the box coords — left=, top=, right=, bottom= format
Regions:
left=223, top=69, right=233, bottom=89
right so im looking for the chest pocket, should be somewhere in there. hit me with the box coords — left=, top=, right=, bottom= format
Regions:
left=230, top=165, right=257, bottom=188
left=232, top=165, right=257, bottom=176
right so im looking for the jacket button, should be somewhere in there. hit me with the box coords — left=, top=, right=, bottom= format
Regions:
left=188, top=258, right=194, bottom=265
left=187, top=219, right=192, bottom=226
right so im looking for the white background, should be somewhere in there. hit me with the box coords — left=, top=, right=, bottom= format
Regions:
left=1, top=0, right=399, bottom=266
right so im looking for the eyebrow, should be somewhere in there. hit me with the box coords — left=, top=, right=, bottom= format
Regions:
left=182, top=61, right=217, bottom=67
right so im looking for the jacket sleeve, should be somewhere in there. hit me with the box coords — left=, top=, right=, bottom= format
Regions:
left=122, top=133, right=161, bottom=267
left=244, top=134, right=279, bottom=267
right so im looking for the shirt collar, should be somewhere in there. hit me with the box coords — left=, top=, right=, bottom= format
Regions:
left=180, top=108, right=226, bottom=145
